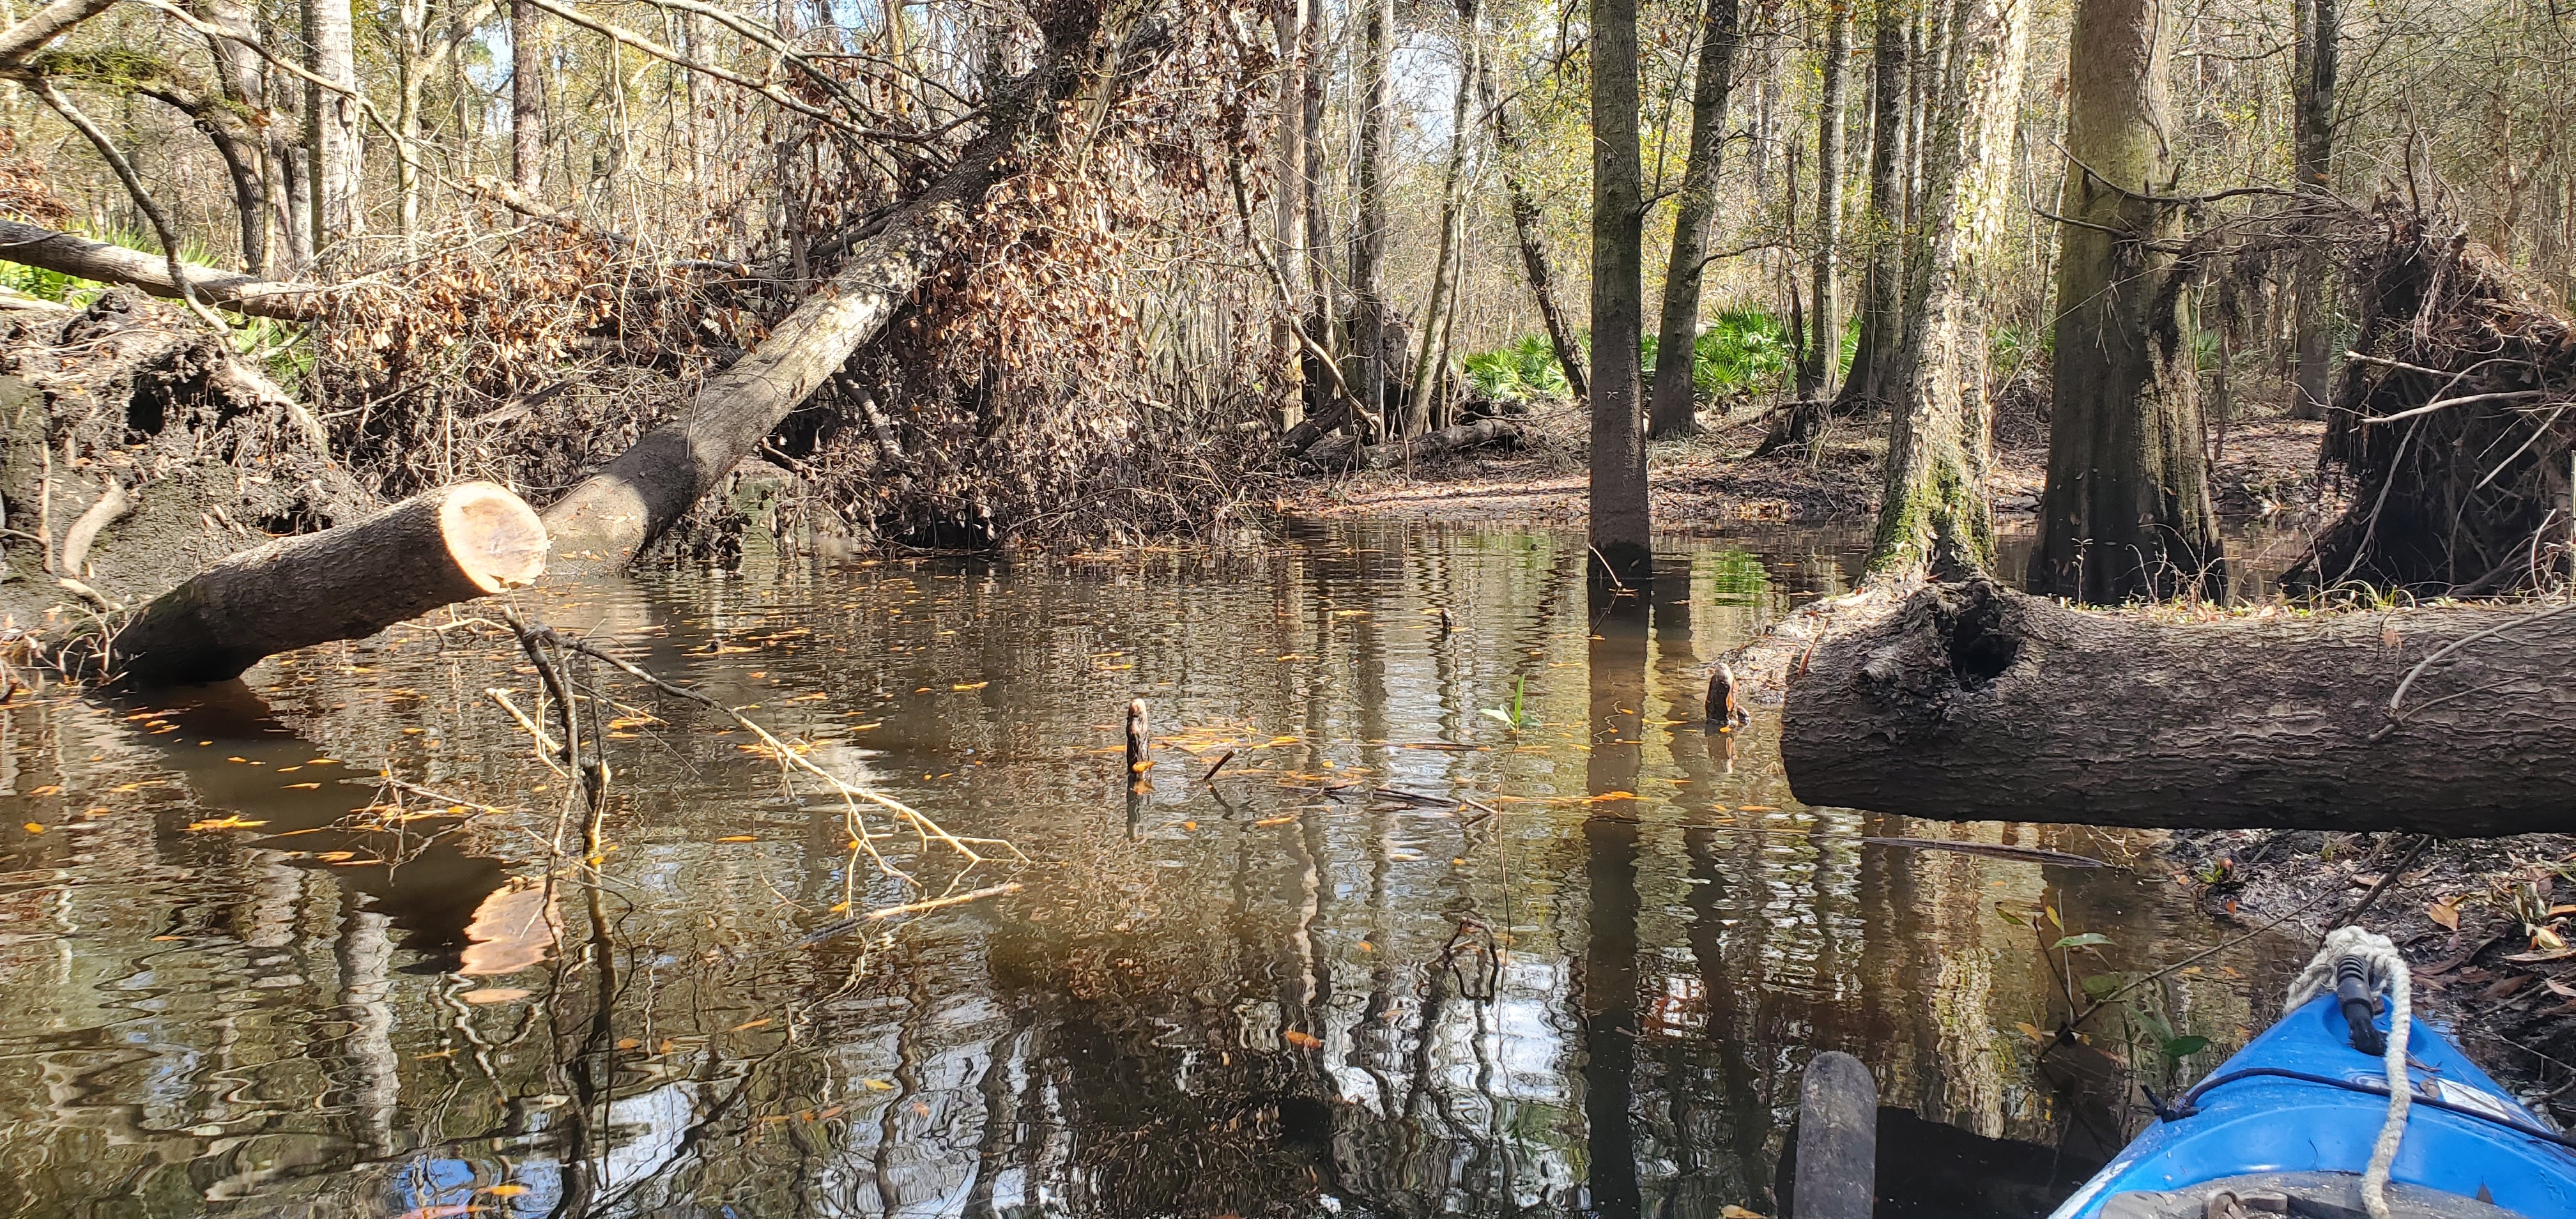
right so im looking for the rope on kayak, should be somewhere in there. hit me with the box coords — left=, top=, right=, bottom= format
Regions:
left=2285, top=926, right=2411, bottom=1219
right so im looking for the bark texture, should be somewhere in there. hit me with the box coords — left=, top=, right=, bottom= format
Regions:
left=1799, top=4, right=1851, bottom=401
left=0, top=222, right=328, bottom=324
left=1835, top=9, right=1908, bottom=413
left=1647, top=0, right=1744, bottom=438
left=2288, top=0, right=2338, bottom=421
left=1481, top=69, right=1587, bottom=402
left=95, top=483, right=545, bottom=686
left=1782, top=579, right=2576, bottom=835
left=1347, top=0, right=1394, bottom=434
left=2030, top=0, right=2221, bottom=603
left=1590, top=0, right=1651, bottom=584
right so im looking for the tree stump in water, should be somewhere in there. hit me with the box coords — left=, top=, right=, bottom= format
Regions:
left=1782, top=578, right=2576, bottom=835
left=93, top=482, right=546, bottom=686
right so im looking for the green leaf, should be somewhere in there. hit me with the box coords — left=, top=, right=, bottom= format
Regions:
left=1993, top=903, right=2026, bottom=926
left=2053, top=933, right=2113, bottom=950
left=2162, top=1035, right=2210, bottom=1060
left=2080, top=974, right=2122, bottom=1000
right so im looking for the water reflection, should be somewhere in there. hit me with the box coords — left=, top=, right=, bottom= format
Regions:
left=0, top=519, right=2297, bottom=1217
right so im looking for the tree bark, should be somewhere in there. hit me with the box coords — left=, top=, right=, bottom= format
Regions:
left=0, top=0, right=118, bottom=68
left=305, top=0, right=362, bottom=252
left=1782, top=578, right=2576, bottom=836
left=90, top=483, right=546, bottom=687
left=1871, top=0, right=2029, bottom=576
left=1348, top=0, right=1394, bottom=436
left=1647, top=0, right=1744, bottom=438
left=513, top=0, right=544, bottom=195
left=1835, top=7, right=1908, bottom=414
left=2288, top=0, right=2338, bottom=421
left=2030, top=0, right=2222, bottom=604
left=539, top=8, right=1141, bottom=572
left=1799, top=3, right=1851, bottom=400
left=1271, top=0, right=1307, bottom=429
left=1480, top=68, right=1588, bottom=402
left=1406, top=0, right=1482, bottom=438
left=0, top=218, right=328, bottom=318
left=1590, top=0, right=1651, bottom=585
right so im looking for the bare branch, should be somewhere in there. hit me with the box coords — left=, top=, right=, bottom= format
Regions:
left=0, top=217, right=332, bottom=318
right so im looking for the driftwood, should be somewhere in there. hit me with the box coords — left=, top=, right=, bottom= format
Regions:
left=81, top=482, right=544, bottom=685
left=1297, top=418, right=1521, bottom=473
left=1781, top=578, right=2576, bottom=835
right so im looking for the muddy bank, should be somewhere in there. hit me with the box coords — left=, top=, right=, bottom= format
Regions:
left=1281, top=399, right=2339, bottom=530
left=2161, top=828, right=2576, bottom=1123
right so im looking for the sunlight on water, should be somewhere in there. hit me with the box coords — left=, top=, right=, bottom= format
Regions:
left=0, top=519, right=2301, bottom=1218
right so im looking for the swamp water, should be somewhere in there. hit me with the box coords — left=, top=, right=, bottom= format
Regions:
left=0, top=519, right=2301, bottom=1218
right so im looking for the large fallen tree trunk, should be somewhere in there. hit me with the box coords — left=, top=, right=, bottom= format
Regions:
left=1781, top=578, right=2576, bottom=835
left=0, top=219, right=331, bottom=319
left=539, top=8, right=1147, bottom=573
left=72, top=482, right=545, bottom=686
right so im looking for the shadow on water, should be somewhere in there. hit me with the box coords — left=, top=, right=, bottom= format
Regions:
left=0, top=518, right=2304, bottom=1217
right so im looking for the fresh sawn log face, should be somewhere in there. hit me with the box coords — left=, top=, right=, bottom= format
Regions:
left=102, top=482, right=545, bottom=686
left=1781, top=579, right=2576, bottom=836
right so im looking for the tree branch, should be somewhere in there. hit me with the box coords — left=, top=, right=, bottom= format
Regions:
left=0, top=0, right=118, bottom=68
left=0, top=217, right=331, bottom=318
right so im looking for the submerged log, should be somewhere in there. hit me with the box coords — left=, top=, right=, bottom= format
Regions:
left=1781, top=578, right=2576, bottom=835
left=86, top=483, right=546, bottom=686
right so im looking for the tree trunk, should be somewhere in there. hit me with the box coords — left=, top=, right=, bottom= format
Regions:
left=195, top=0, right=275, bottom=273
left=539, top=10, right=1140, bottom=572
left=0, top=218, right=326, bottom=318
left=1347, top=0, right=1393, bottom=437
left=1781, top=578, right=2576, bottom=836
left=1300, top=0, right=1333, bottom=360
left=1871, top=0, right=2030, bottom=576
left=89, top=483, right=546, bottom=687
left=1481, top=69, right=1588, bottom=402
left=1590, top=0, right=1651, bottom=586
left=1406, top=0, right=1481, bottom=438
left=2288, top=0, right=2338, bottom=421
left=1836, top=8, right=1908, bottom=414
left=513, top=0, right=544, bottom=195
left=1647, top=0, right=1744, bottom=439
left=2030, top=0, right=2221, bottom=604
left=305, top=0, right=361, bottom=253
left=1271, top=0, right=1307, bottom=429
left=1800, top=4, right=1851, bottom=399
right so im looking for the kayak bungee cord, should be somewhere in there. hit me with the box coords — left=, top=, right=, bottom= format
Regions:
left=2285, top=926, right=2413, bottom=1219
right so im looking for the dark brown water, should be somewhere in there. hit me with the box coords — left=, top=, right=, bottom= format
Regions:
left=0, top=519, right=2298, bottom=1218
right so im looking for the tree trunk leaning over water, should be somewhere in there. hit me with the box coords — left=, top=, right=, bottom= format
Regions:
left=1648, top=0, right=1745, bottom=439
left=539, top=10, right=1140, bottom=572
left=89, top=483, right=546, bottom=686
left=2030, top=0, right=2222, bottom=604
left=1783, top=579, right=2576, bottom=835
left=1590, top=0, right=1652, bottom=586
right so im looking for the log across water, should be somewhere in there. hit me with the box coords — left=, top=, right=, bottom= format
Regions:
left=1781, top=578, right=2576, bottom=836
left=90, top=482, right=546, bottom=686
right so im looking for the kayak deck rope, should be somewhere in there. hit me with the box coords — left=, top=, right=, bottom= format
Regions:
left=2285, top=926, right=2412, bottom=1219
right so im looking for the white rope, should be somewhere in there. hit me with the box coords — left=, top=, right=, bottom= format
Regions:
left=2285, top=926, right=2412, bottom=1219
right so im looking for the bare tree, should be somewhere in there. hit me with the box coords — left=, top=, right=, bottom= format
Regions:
left=1647, top=0, right=1745, bottom=438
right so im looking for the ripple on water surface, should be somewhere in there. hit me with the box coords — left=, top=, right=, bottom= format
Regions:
left=0, top=518, right=2299, bottom=1218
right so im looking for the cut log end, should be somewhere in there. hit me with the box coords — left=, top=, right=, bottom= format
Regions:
left=440, top=482, right=549, bottom=592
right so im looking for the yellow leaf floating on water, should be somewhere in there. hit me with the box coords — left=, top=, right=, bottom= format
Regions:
left=27, top=786, right=59, bottom=797
left=716, top=835, right=756, bottom=843
left=730, top=1017, right=772, bottom=1032
left=21, top=823, right=40, bottom=834
left=284, top=782, right=321, bottom=790
left=1254, top=815, right=1296, bottom=827
left=187, top=816, right=268, bottom=831
left=1284, top=1029, right=1323, bottom=1050
left=862, top=1078, right=897, bottom=1091
left=951, top=682, right=988, bottom=691
left=484, top=1184, right=529, bottom=1198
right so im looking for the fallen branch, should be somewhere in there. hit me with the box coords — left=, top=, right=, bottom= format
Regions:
left=0, top=218, right=332, bottom=319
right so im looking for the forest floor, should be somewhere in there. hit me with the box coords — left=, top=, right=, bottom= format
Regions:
left=2165, top=828, right=2576, bottom=1123
left=1280, top=398, right=2340, bottom=530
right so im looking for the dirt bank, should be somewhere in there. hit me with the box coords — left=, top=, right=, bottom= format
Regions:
left=1280, top=399, right=2339, bottom=530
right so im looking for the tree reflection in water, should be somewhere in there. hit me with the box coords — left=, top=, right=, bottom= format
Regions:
left=0, top=521, right=2294, bottom=1217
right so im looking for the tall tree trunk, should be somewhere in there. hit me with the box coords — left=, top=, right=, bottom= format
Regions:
left=1870, top=0, right=2032, bottom=576
left=1800, top=3, right=1851, bottom=399
left=196, top=0, right=273, bottom=272
left=1590, top=0, right=1651, bottom=586
left=395, top=0, right=425, bottom=243
left=2287, top=0, right=2338, bottom=421
left=1836, top=5, right=1909, bottom=414
left=1646, top=0, right=1744, bottom=438
left=2030, top=0, right=2223, bottom=603
left=1300, top=2, right=1331, bottom=354
left=1347, top=0, right=1393, bottom=438
left=305, top=0, right=360, bottom=257
left=1271, top=0, right=1307, bottom=429
left=1481, top=69, right=1589, bottom=402
left=1406, top=0, right=1482, bottom=437
left=512, top=0, right=543, bottom=194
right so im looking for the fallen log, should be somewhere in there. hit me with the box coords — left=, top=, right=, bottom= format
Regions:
left=75, top=482, right=545, bottom=686
left=0, top=218, right=331, bottom=319
left=1781, top=578, right=2576, bottom=835
left=1298, top=417, right=1521, bottom=473
left=539, top=8, right=1147, bottom=572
